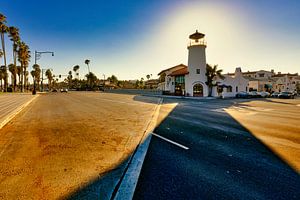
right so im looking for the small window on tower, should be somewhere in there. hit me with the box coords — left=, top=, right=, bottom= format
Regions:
left=196, top=69, right=200, bottom=74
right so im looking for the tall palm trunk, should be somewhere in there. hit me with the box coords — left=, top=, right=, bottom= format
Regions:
left=13, top=43, right=16, bottom=91
left=24, top=67, right=27, bottom=91
left=1, top=32, right=7, bottom=92
left=18, top=73, right=21, bottom=91
left=208, top=85, right=213, bottom=97
left=13, top=74, right=17, bottom=92
left=20, top=64, right=24, bottom=92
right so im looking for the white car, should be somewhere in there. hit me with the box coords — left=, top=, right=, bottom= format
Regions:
left=60, top=88, right=68, bottom=93
left=258, top=91, right=270, bottom=98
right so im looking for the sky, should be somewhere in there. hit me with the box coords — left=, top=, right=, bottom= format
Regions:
left=1, top=0, right=300, bottom=81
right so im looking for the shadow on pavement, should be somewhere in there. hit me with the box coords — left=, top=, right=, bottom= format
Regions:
left=63, top=156, right=130, bottom=200
left=62, top=96, right=159, bottom=200
left=62, top=96, right=299, bottom=200
left=133, top=98, right=300, bottom=200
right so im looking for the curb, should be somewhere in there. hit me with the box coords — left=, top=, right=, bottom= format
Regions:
left=141, top=94, right=219, bottom=101
left=112, top=97, right=163, bottom=200
left=0, top=95, right=39, bottom=130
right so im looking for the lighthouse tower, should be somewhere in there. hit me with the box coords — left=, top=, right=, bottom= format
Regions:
left=185, top=30, right=208, bottom=97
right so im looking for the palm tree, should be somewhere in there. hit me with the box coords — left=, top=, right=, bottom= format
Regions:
left=32, top=64, right=41, bottom=91
left=67, top=70, right=72, bottom=88
left=73, top=65, right=80, bottom=79
left=0, top=50, right=2, bottom=90
left=0, top=13, right=8, bottom=92
left=25, top=70, right=29, bottom=91
left=0, top=65, right=6, bottom=91
left=146, top=74, right=151, bottom=80
left=8, top=26, right=20, bottom=69
left=85, top=72, right=97, bottom=88
left=205, top=64, right=224, bottom=97
left=16, top=65, right=22, bottom=90
left=45, top=69, right=53, bottom=90
left=84, top=59, right=90, bottom=73
left=17, top=41, right=30, bottom=92
left=110, top=75, right=118, bottom=85
left=30, top=70, right=36, bottom=93
left=8, top=63, right=17, bottom=91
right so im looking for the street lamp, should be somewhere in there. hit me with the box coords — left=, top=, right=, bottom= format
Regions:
left=33, top=50, right=54, bottom=93
left=35, top=51, right=54, bottom=65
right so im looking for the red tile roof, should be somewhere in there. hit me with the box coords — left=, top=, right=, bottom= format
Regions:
left=158, top=64, right=187, bottom=75
left=169, top=67, right=189, bottom=76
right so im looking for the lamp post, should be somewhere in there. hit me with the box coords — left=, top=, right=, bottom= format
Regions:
left=35, top=51, right=54, bottom=64
left=34, top=50, right=54, bottom=93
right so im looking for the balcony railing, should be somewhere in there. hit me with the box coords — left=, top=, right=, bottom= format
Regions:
left=187, top=39, right=207, bottom=47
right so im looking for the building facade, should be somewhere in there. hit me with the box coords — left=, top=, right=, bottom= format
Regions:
left=229, top=70, right=300, bottom=93
left=158, top=31, right=249, bottom=97
left=157, top=31, right=299, bottom=96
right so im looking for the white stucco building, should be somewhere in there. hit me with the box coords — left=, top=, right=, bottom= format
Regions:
left=216, top=68, right=249, bottom=98
left=272, top=73, right=300, bottom=93
left=158, top=31, right=249, bottom=97
left=224, top=70, right=300, bottom=93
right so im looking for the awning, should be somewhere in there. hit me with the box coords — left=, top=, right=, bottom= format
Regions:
left=264, top=84, right=272, bottom=88
left=217, top=84, right=231, bottom=88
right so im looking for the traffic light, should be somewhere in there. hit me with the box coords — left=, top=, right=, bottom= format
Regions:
left=59, top=75, right=61, bottom=78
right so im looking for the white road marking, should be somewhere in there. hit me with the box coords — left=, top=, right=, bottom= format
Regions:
left=152, top=132, right=189, bottom=150
left=213, top=108, right=226, bottom=113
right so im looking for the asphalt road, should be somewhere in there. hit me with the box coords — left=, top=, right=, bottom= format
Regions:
left=134, top=97, right=300, bottom=200
left=0, top=92, right=159, bottom=199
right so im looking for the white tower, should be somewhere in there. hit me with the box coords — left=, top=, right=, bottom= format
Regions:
left=185, top=30, right=208, bottom=97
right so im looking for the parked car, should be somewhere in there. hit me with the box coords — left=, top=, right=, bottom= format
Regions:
left=278, top=92, right=295, bottom=99
left=271, top=92, right=280, bottom=98
left=60, top=88, right=68, bottom=93
left=258, top=91, right=270, bottom=98
left=235, top=91, right=249, bottom=98
left=7, top=87, right=13, bottom=92
left=248, top=91, right=261, bottom=98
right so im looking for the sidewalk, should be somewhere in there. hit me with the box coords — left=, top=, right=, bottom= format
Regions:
left=0, top=93, right=38, bottom=129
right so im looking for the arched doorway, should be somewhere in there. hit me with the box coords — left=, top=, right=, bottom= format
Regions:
left=193, top=84, right=203, bottom=97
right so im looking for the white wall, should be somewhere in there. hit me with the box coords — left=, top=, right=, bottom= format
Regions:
left=185, top=45, right=207, bottom=96
left=218, top=68, right=249, bottom=97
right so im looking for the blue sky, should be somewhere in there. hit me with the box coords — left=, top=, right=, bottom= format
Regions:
left=2, top=0, right=300, bottom=80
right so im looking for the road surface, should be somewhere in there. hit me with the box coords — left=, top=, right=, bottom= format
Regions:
left=0, top=92, right=159, bottom=199
left=134, top=98, right=300, bottom=200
